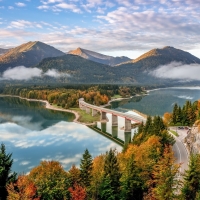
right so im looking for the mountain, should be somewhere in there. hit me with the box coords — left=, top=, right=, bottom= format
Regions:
left=0, top=48, right=10, bottom=55
left=0, top=41, right=65, bottom=72
left=35, top=54, right=118, bottom=83
left=68, top=47, right=131, bottom=66
left=114, top=46, right=200, bottom=84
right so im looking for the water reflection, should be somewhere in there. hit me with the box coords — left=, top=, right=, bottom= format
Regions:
left=0, top=97, right=122, bottom=173
left=96, top=113, right=138, bottom=144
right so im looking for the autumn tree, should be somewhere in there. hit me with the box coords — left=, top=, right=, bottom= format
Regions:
left=0, top=143, right=17, bottom=200
left=90, top=155, right=105, bottom=199
left=68, top=183, right=87, bottom=200
left=68, top=164, right=81, bottom=186
left=150, top=146, right=180, bottom=200
left=28, top=161, right=70, bottom=200
left=7, top=175, right=39, bottom=200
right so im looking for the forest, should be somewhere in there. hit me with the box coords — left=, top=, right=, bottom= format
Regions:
left=0, top=85, right=144, bottom=108
left=1, top=113, right=200, bottom=200
left=163, top=100, right=200, bottom=126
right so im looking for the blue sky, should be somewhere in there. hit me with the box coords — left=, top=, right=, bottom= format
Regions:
left=0, top=0, right=200, bottom=58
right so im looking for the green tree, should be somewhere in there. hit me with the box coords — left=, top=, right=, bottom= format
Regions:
left=0, top=143, right=17, bottom=200
left=103, top=149, right=121, bottom=200
left=80, top=149, right=93, bottom=188
left=182, top=154, right=200, bottom=200
left=120, top=155, right=143, bottom=200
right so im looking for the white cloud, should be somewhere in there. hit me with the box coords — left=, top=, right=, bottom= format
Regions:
left=44, top=69, right=63, bottom=77
left=1, top=66, right=71, bottom=80
left=150, top=62, right=200, bottom=81
left=8, top=6, right=14, bottom=9
left=15, top=2, right=26, bottom=7
left=2, top=66, right=42, bottom=80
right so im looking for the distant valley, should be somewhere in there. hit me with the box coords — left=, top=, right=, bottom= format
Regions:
left=0, top=41, right=200, bottom=85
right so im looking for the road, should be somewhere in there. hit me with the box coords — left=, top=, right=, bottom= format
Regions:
left=170, top=127, right=189, bottom=176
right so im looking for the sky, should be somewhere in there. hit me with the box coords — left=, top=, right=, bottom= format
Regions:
left=0, top=0, right=200, bottom=59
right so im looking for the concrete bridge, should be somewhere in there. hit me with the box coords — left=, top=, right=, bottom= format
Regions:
left=79, top=98, right=146, bottom=133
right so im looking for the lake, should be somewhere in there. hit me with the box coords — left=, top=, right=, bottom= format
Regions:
left=1, top=87, right=200, bottom=173
left=111, top=87, right=200, bottom=116
left=0, top=97, right=122, bottom=174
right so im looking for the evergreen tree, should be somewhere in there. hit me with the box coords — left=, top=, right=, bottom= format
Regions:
left=0, top=143, right=17, bottom=200
left=99, top=176, right=115, bottom=200
left=103, top=149, right=121, bottom=200
left=80, top=149, right=93, bottom=188
left=172, top=103, right=178, bottom=125
left=182, top=154, right=200, bottom=200
left=120, top=155, right=144, bottom=200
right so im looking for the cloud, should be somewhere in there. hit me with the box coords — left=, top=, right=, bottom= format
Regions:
left=1, top=66, right=71, bottom=80
left=15, top=2, right=26, bottom=7
left=2, top=66, right=42, bottom=80
left=150, top=62, right=200, bottom=81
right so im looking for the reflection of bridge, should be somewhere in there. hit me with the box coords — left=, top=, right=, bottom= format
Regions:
left=79, top=98, right=146, bottom=133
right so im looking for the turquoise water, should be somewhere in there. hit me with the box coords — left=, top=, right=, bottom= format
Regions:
left=111, top=87, right=200, bottom=116
left=0, top=97, right=122, bottom=173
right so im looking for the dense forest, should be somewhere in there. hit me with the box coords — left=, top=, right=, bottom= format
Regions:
left=163, top=100, right=200, bottom=126
left=0, top=85, right=145, bottom=108
left=1, top=113, right=200, bottom=200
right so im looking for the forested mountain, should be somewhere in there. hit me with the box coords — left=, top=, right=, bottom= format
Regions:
left=0, top=41, right=65, bottom=72
left=68, top=47, right=131, bottom=66
left=35, top=54, right=118, bottom=83
left=1, top=43, right=200, bottom=85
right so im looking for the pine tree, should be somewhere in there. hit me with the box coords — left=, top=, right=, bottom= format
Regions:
left=103, top=149, right=121, bottom=200
left=182, top=154, right=200, bottom=200
left=80, top=149, right=93, bottom=188
left=0, top=143, right=17, bottom=200
left=120, top=155, right=143, bottom=200
left=172, top=103, right=178, bottom=125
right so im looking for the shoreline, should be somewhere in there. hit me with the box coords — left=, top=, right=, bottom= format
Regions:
left=0, top=94, right=95, bottom=126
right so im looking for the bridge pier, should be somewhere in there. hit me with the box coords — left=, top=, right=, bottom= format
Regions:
left=101, top=111, right=107, bottom=121
left=101, top=122, right=106, bottom=132
left=92, top=109, right=98, bottom=116
left=125, top=118, right=131, bottom=132
left=124, top=132, right=132, bottom=144
left=112, top=114, right=118, bottom=126
left=112, top=126, right=118, bottom=138
left=85, top=107, right=90, bottom=114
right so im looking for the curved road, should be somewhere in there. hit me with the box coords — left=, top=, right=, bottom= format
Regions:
left=170, top=127, right=189, bottom=176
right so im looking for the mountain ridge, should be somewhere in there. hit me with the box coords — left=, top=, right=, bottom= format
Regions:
left=0, top=41, right=65, bottom=72
left=68, top=47, right=131, bottom=66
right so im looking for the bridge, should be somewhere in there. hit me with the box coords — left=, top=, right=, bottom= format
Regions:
left=79, top=98, right=146, bottom=133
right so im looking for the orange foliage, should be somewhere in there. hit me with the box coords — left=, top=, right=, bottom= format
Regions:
left=68, top=183, right=87, bottom=200
left=7, top=175, right=39, bottom=200
left=163, top=112, right=172, bottom=125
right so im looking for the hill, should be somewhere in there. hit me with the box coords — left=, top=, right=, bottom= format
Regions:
left=0, top=48, right=10, bottom=55
left=0, top=41, right=65, bottom=72
left=35, top=54, right=118, bottom=83
left=68, top=47, right=131, bottom=66
left=114, top=46, right=200, bottom=84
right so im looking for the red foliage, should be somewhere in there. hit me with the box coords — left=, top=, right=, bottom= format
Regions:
left=68, top=183, right=87, bottom=200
